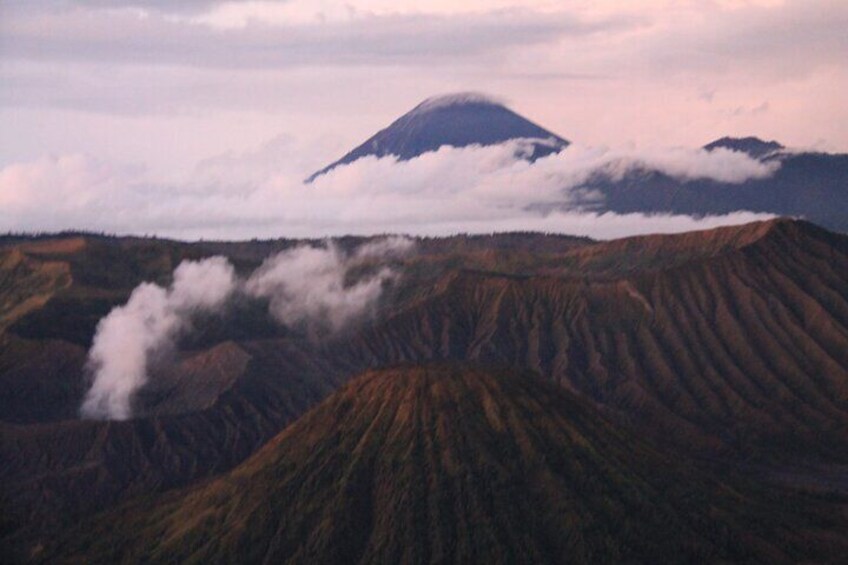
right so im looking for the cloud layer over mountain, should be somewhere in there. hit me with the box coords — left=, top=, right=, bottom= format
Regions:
left=0, top=140, right=777, bottom=240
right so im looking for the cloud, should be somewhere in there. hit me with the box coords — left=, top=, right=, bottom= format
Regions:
left=399, top=210, right=775, bottom=240
left=596, top=146, right=780, bottom=184
left=71, top=0, right=251, bottom=10
left=0, top=154, right=150, bottom=232
left=3, top=0, right=847, bottom=174
left=635, top=0, right=848, bottom=80
left=0, top=140, right=780, bottom=239
left=289, top=140, right=779, bottom=233
left=1, top=4, right=627, bottom=69
left=9, top=1, right=842, bottom=80
left=245, top=240, right=410, bottom=333
left=80, top=256, right=237, bottom=420
left=0, top=154, right=133, bottom=211
left=80, top=237, right=411, bottom=419
left=355, top=235, right=416, bottom=259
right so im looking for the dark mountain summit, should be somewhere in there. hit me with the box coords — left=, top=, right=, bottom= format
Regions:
left=703, top=136, right=785, bottom=159
left=581, top=138, right=848, bottom=232
left=307, top=93, right=569, bottom=182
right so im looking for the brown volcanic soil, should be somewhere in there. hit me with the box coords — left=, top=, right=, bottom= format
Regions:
left=0, top=248, right=71, bottom=332
left=0, top=338, right=349, bottom=558
left=2, top=219, right=848, bottom=560
left=42, top=365, right=848, bottom=564
left=344, top=219, right=848, bottom=460
left=0, top=335, right=87, bottom=423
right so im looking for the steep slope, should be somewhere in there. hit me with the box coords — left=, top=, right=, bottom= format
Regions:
left=0, top=335, right=87, bottom=423
left=307, top=93, right=568, bottom=181
left=4, top=220, right=848, bottom=560
left=0, top=245, right=72, bottom=332
left=0, top=231, right=600, bottom=557
left=0, top=338, right=351, bottom=559
left=343, top=220, right=848, bottom=461
left=44, top=364, right=846, bottom=564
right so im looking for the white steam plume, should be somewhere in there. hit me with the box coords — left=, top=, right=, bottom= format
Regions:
left=80, top=257, right=237, bottom=420
left=245, top=240, right=408, bottom=332
left=354, top=235, right=416, bottom=259
left=80, top=238, right=412, bottom=420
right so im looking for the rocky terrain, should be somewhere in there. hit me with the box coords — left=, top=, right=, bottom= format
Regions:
left=1, top=218, right=848, bottom=562
left=42, top=365, right=848, bottom=564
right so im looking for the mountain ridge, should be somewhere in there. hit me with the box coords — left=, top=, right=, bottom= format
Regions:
left=703, top=136, right=785, bottom=158
left=341, top=218, right=848, bottom=460
left=3, top=219, right=848, bottom=560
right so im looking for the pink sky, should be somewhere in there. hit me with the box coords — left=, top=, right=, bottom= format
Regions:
left=0, top=0, right=845, bottom=238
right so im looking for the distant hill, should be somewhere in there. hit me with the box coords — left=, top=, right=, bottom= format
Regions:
left=577, top=137, right=848, bottom=233
left=307, top=93, right=568, bottom=182
left=703, top=135, right=784, bottom=159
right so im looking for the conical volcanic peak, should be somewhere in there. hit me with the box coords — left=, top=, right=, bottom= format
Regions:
left=45, top=363, right=839, bottom=564
left=703, top=136, right=785, bottom=159
left=406, top=92, right=506, bottom=115
left=307, top=92, right=569, bottom=181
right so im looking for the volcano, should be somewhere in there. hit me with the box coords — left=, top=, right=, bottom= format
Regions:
left=4, top=221, right=848, bottom=561
left=43, top=364, right=844, bottom=564
left=307, top=93, right=568, bottom=182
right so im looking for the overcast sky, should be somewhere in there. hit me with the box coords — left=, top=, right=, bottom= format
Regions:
left=0, top=0, right=845, bottom=238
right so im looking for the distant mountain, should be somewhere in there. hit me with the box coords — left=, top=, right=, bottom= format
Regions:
left=307, top=93, right=568, bottom=182
left=703, top=136, right=785, bottom=159
left=579, top=137, right=848, bottom=233
left=44, top=364, right=846, bottom=563
left=308, top=92, right=848, bottom=231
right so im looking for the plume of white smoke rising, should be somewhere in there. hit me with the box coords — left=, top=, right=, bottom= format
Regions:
left=245, top=240, right=408, bottom=332
left=354, top=235, right=416, bottom=259
left=80, top=256, right=237, bottom=420
left=80, top=238, right=412, bottom=420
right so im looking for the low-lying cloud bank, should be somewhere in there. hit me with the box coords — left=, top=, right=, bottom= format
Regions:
left=0, top=140, right=778, bottom=240
left=80, top=238, right=412, bottom=420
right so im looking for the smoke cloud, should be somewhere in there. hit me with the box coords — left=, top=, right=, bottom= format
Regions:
left=245, top=242, right=402, bottom=332
left=80, top=256, right=237, bottom=420
left=354, top=235, right=417, bottom=259
left=80, top=238, right=412, bottom=420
